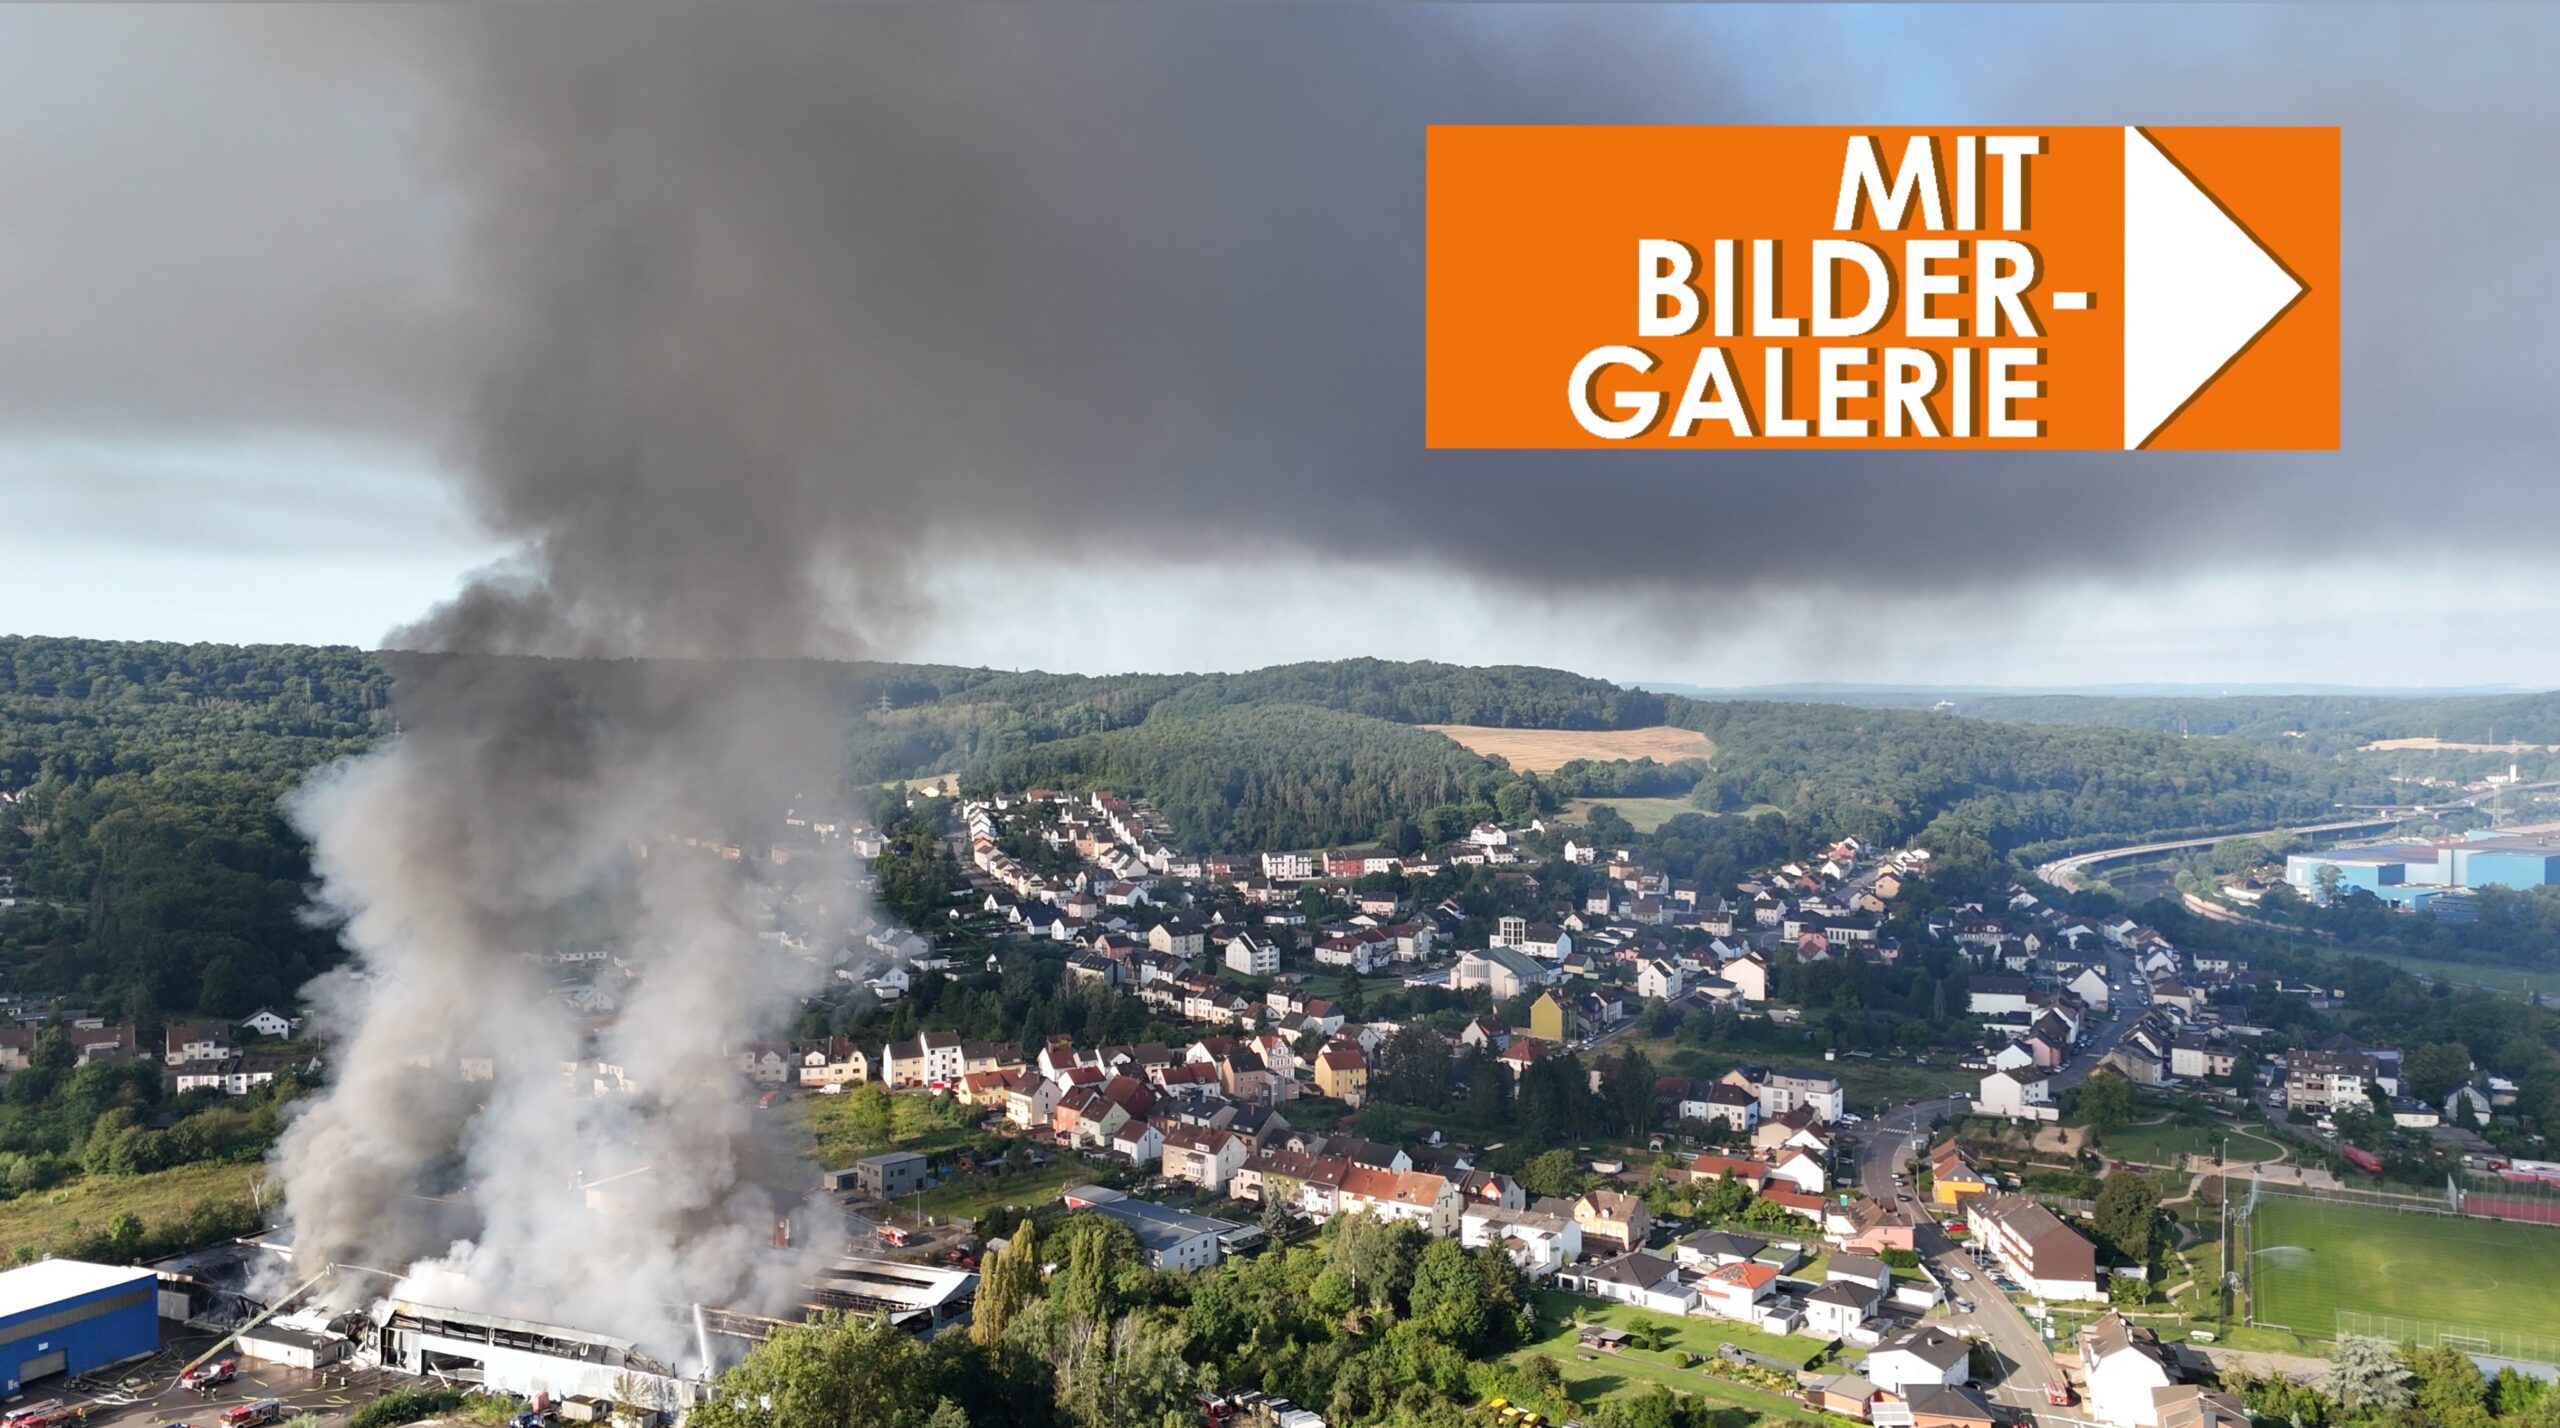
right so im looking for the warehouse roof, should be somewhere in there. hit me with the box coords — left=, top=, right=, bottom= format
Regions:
left=0, top=1260, right=157, bottom=1322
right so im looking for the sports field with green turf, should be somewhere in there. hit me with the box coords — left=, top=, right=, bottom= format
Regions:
left=2250, top=1192, right=2560, bottom=1343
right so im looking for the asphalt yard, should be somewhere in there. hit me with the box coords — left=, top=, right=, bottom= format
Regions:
left=18, top=1325, right=407, bottom=1428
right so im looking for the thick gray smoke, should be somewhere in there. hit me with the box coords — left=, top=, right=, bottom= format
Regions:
left=275, top=655, right=857, bottom=1350
left=12, top=5, right=2556, bottom=604
left=96, top=0, right=2549, bottom=1346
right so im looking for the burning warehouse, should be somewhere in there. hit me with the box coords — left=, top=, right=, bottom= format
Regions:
left=372, top=1301, right=707, bottom=1409
left=151, top=1234, right=975, bottom=1417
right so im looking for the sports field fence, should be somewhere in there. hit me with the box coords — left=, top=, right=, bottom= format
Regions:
left=2241, top=1173, right=2560, bottom=1360
left=2335, top=1311, right=2560, bottom=1371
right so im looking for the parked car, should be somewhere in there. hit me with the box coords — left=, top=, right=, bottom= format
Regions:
left=1954, top=1297, right=1975, bottom=1314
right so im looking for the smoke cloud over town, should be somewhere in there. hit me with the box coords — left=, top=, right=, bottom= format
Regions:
left=70, top=0, right=2550, bottom=1349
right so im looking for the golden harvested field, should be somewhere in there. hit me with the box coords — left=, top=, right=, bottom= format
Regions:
left=1421, top=724, right=1713, bottom=772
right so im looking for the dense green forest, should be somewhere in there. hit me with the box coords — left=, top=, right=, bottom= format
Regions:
left=977, top=703, right=1503, bottom=850
left=1664, top=699, right=2372, bottom=862
left=0, top=639, right=388, bottom=1010
left=1761, top=689, right=2560, bottom=796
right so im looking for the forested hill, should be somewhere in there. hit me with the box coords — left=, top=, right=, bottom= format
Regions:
left=1660, top=699, right=2357, bottom=863
left=0, top=633, right=2431, bottom=1007
left=0, top=638, right=389, bottom=1015
left=1143, top=659, right=1663, bottom=729
left=980, top=703, right=1501, bottom=851
left=1731, top=688, right=2560, bottom=759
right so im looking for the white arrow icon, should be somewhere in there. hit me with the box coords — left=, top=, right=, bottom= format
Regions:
left=2121, top=126, right=2305, bottom=449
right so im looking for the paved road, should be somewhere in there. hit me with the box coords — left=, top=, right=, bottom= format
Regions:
left=1844, top=948, right=2144, bottom=1425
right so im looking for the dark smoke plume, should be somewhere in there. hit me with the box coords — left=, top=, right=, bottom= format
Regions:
left=154, top=0, right=2551, bottom=1351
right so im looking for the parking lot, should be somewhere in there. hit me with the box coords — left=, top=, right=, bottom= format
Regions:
left=10, top=1327, right=409, bottom=1428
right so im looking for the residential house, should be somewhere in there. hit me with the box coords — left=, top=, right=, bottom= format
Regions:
left=1555, top=1251, right=1694, bottom=1315
left=1965, top=1191, right=2100, bottom=1301
left=1723, top=953, right=1769, bottom=1003
left=1695, top=1083, right=1761, bottom=1133
left=1338, top=1166, right=1460, bottom=1236
left=2282, top=1049, right=2373, bottom=1111
left=1461, top=1204, right=1579, bottom=1278
left=880, top=1031, right=966, bottom=1089
left=1810, top=1374, right=1881, bottom=1422
left=1967, top=976, right=2033, bottom=1018
left=1225, top=933, right=1282, bottom=978
left=1755, top=1107, right=1835, bottom=1157
left=1314, top=1043, right=1370, bottom=1107
left=798, top=1039, right=871, bottom=1088
left=243, top=1008, right=296, bottom=1039
left=1149, top=919, right=1207, bottom=960
left=1111, top=1120, right=1166, bottom=1166
left=164, top=1023, right=233, bottom=1066
left=1803, top=1276, right=1883, bottom=1341
left=1573, top=1190, right=1653, bottom=1255
left=1005, top=1074, right=1063, bottom=1130
left=2168, top=1036, right=2237, bottom=1083
left=736, top=1042, right=793, bottom=1086
left=1894, top=1384, right=2001, bottom=1428
left=1525, top=991, right=1578, bottom=1045
left=1767, top=1147, right=1829, bottom=1195
left=1694, top=1259, right=1781, bottom=1322
left=1636, top=958, right=1685, bottom=1001
left=1928, top=1142, right=1992, bottom=1207
left=1672, top=1229, right=1766, bottom=1269
left=1977, top=1068, right=2058, bottom=1122
left=1760, top=1068, right=1845, bottom=1124
left=1865, top=1327, right=1972, bottom=1393
left=2150, top=1387, right=2250, bottom=1428
left=1155, top=1123, right=1243, bottom=1193
left=1684, top=1154, right=1770, bottom=1192
left=2069, top=966, right=2112, bottom=1011
left=2078, top=1311, right=2179, bottom=1427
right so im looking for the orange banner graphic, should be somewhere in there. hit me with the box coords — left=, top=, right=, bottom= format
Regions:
left=1425, top=126, right=2336, bottom=451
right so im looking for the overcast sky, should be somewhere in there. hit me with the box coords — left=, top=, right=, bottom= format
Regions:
left=2, top=5, right=2554, bottom=689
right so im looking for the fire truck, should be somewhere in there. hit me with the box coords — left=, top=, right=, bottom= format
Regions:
left=2044, top=1381, right=2076, bottom=1407
left=1, top=1401, right=87, bottom=1428
left=182, top=1357, right=239, bottom=1392
left=219, top=1400, right=284, bottom=1428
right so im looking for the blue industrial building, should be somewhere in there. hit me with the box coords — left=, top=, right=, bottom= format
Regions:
left=2287, top=831, right=2560, bottom=909
left=0, top=1260, right=159, bottom=1394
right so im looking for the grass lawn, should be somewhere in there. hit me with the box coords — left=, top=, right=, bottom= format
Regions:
left=1531, top=1291, right=1824, bottom=1369
left=2310, top=949, right=2548, bottom=997
left=912, top=1160, right=1089, bottom=1226
left=0, top=1161, right=264, bottom=1260
left=1830, top=1059, right=1974, bottom=1109
left=2099, top=1120, right=2284, bottom=1169
left=1617, top=1041, right=1970, bottom=1118
left=1515, top=1293, right=1826, bottom=1422
left=2249, top=1193, right=2560, bottom=1343
left=1560, top=798, right=1711, bottom=834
